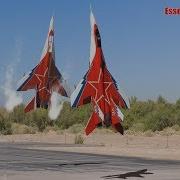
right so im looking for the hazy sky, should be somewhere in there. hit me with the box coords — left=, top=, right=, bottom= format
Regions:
left=1, top=0, right=180, bottom=105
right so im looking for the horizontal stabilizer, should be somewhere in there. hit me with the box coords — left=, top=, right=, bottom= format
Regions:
left=85, top=112, right=101, bottom=135
left=111, top=98, right=124, bottom=135
left=113, top=123, right=124, bottom=135
left=24, top=97, right=36, bottom=113
left=17, top=68, right=38, bottom=91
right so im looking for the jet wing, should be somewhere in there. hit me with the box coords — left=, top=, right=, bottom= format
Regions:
left=71, top=72, right=96, bottom=107
left=17, top=53, right=50, bottom=91
left=110, top=98, right=124, bottom=135
left=71, top=59, right=129, bottom=109
left=17, top=66, right=39, bottom=91
left=103, top=67, right=130, bottom=109
left=17, top=49, right=51, bottom=92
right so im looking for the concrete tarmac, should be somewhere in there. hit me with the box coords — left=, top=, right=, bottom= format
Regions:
left=0, top=142, right=179, bottom=180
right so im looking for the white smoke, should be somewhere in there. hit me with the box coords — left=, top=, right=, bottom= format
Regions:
left=48, top=92, right=70, bottom=120
left=3, top=65, right=23, bottom=112
left=48, top=92, right=64, bottom=120
left=2, top=39, right=23, bottom=112
left=48, top=62, right=71, bottom=120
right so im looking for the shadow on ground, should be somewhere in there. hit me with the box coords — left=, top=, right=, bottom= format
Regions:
left=58, top=162, right=105, bottom=166
left=101, top=169, right=153, bottom=179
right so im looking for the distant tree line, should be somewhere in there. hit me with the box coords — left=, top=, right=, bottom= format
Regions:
left=0, top=96, right=180, bottom=135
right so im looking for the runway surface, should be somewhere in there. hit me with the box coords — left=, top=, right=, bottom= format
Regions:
left=0, top=142, right=179, bottom=180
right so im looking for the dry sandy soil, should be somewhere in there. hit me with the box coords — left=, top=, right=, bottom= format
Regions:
left=0, top=131, right=180, bottom=161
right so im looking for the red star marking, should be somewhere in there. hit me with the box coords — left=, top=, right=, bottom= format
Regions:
left=34, top=68, right=50, bottom=94
left=34, top=66, right=61, bottom=95
left=87, top=69, right=113, bottom=105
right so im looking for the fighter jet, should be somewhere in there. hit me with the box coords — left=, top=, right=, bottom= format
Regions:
left=17, top=17, right=68, bottom=113
left=71, top=10, right=129, bottom=135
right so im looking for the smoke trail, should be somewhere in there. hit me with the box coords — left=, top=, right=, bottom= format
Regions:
left=3, top=65, right=23, bottom=112
left=48, top=92, right=63, bottom=120
left=2, top=39, right=23, bottom=112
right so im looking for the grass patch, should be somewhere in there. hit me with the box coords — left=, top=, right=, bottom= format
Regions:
left=11, top=123, right=36, bottom=134
left=67, top=124, right=84, bottom=134
left=74, top=134, right=84, bottom=144
left=144, top=130, right=154, bottom=137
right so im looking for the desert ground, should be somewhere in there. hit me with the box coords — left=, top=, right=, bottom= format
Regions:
left=0, top=131, right=180, bottom=161
left=0, top=131, right=180, bottom=180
